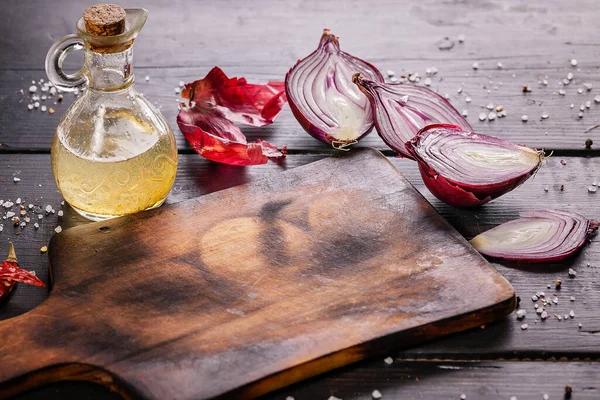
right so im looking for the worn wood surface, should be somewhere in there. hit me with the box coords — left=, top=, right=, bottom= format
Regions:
left=9, top=361, right=600, bottom=400
left=1, top=0, right=599, bottom=398
left=1, top=0, right=600, bottom=152
left=0, top=149, right=515, bottom=399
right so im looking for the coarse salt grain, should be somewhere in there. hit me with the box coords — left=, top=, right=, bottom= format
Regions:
left=521, top=115, right=528, bottom=122
left=55, top=226, right=63, bottom=234
left=27, top=104, right=33, bottom=110
left=41, top=106, right=47, bottom=112
left=372, top=390, right=383, bottom=399
left=472, top=62, right=479, bottom=70
left=13, top=177, right=20, bottom=182
left=478, top=113, right=486, bottom=121
left=384, top=357, right=393, bottom=365
left=28, top=85, right=37, bottom=93
left=570, top=59, right=578, bottom=66
left=145, top=75, right=150, bottom=81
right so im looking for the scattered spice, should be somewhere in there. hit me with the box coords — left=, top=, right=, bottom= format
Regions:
left=40, top=246, right=48, bottom=253
left=564, top=385, right=572, bottom=399
left=522, top=85, right=530, bottom=93
left=560, top=184, right=564, bottom=191
left=585, top=138, right=593, bottom=149
left=555, top=279, right=562, bottom=289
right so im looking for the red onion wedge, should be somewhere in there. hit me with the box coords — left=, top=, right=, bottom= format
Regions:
left=470, top=210, right=599, bottom=263
left=405, top=124, right=544, bottom=207
left=285, top=29, right=384, bottom=150
left=353, top=74, right=472, bottom=159
left=177, top=67, right=287, bottom=166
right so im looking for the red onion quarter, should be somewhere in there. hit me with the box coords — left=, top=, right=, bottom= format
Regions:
left=470, top=210, right=598, bottom=263
left=285, top=29, right=384, bottom=149
left=353, top=74, right=472, bottom=159
left=405, top=124, right=544, bottom=207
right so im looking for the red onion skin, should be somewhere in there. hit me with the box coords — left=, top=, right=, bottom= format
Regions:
left=406, top=124, right=542, bottom=208
left=472, top=212, right=598, bottom=263
left=285, top=30, right=384, bottom=148
left=353, top=75, right=472, bottom=159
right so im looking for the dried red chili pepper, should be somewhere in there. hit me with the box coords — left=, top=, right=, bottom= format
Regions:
left=177, top=67, right=288, bottom=166
left=0, top=243, right=46, bottom=303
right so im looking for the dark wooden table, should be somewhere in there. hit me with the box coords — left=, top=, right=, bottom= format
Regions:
left=1, top=0, right=599, bottom=399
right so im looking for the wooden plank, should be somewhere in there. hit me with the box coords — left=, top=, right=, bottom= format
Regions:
left=0, top=149, right=516, bottom=400
left=1, top=153, right=599, bottom=360
left=8, top=361, right=600, bottom=400
left=1, top=0, right=600, bottom=151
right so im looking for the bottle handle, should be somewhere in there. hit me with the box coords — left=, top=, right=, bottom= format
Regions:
left=45, top=34, right=88, bottom=92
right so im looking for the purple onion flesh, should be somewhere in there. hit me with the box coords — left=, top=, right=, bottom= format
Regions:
left=405, top=124, right=544, bottom=207
left=470, top=210, right=598, bottom=263
left=285, top=29, right=384, bottom=149
left=353, top=74, right=472, bottom=159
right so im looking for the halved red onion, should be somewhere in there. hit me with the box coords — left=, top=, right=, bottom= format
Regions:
left=285, top=29, right=384, bottom=149
left=353, top=74, right=472, bottom=159
left=470, top=210, right=598, bottom=263
left=405, top=124, right=544, bottom=207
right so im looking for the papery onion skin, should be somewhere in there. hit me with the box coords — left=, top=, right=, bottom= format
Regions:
left=470, top=210, right=599, bottom=263
left=177, top=67, right=287, bottom=166
left=353, top=74, right=472, bottom=159
left=406, top=124, right=544, bottom=207
left=285, top=29, right=384, bottom=149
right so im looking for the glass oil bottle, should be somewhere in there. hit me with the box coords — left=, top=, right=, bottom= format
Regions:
left=45, top=4, right=178, bottom=221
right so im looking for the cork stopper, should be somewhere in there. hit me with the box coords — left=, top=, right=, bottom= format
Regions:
left=83, top=4, right=126, bottom=36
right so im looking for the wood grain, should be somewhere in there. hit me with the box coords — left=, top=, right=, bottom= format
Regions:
left=1, top=153, right=599, bottom=359
left=0, top=149, right=515, bottom=399
left=1, top=0, right=600, bottom=151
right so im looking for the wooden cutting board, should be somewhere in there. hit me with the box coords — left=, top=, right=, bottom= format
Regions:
left=0, top=148, right=515, bottom=400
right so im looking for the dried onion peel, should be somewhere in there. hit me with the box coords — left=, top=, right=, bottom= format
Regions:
left=470, top=210, right=598, bottom=263
left=177, top=67, right=287, bottom=166
left=353, top=74, right=472, bottom=159
left=285, top=29, right=384, bottom=150
left=405, top=124, right=544, bottom=207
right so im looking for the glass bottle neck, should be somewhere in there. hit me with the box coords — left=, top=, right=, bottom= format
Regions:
left=84, top=45, right=134, bottom=91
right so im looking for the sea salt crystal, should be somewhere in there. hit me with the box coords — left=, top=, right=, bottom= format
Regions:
left=34, top=223, right=39, bottom=229
left=386, top=69, right=396, bottom=77
left=28, top=85, right=37, bottom=93
left=563, top=78, right=570, bottom=85
left=486, top=103, right=494, bottom=110
left=578, top=88, right=584, bottom=94
left=175, top=87, right=181, bottom=94
left=584, top=82, right=593, bottom=91
left=569, top=310, right=575, bottom=318
left=384, top=357, right=393, bottom=365
left=6, top=212, right=15, bottom=218
left=478, top=113, right=486, bottom=121
left=521, top=115, right=528, bottom=122
left=586, top=100, right=591, bottom=109
left=372, top=390, right=383, bottom=399
left=27, top=104, right=33, bottom=110
left=570, top=59, right=578, bottom=66
left=328, top=397, right=342, bottom=400
left=567, top=72, right=574, bottom=80
left=520, top=324, right=528, bottom=330
left=57, top=210, right=63, bottom=217
left=145, top=75, right=150, bottom=81
left=460, top=395, right=466, bottom=400
left=497, top=62, right=503, bottom=69
left=488, top=112, right=496, bottom=121
left=472, top=62, right=479, bottom=70
left=55, top=226, right=63, bottom=234
left=543, top=79, right=548, bottom=85
left=595, top=95, right=600, bottom=103
left=588, top=186, right=597, bottom=193
left=570, top=103, right=574, bottom=108
left=41, top=105, right=47, bottom=112
left=13, top=177, right=20, bottom=182
left=179, top=80, right=185, bottom=87
left=462, top=110, right=468, bottom=117
left=568, top=268, right=576, bottom=278
left=558, top=89, right=566, bottom=96
left=541, top=112, right=549, bottom=119
left=286, top=397, right=295, bottom=400
left=457, top=87, right=463, bottom=94
left=516, top=309, right=526, bottom=320
left=45, top=205, right=52, bottom=213
left=465, top=97, right=472, bottom=103
left=423, top=77, right=432, bottom=87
